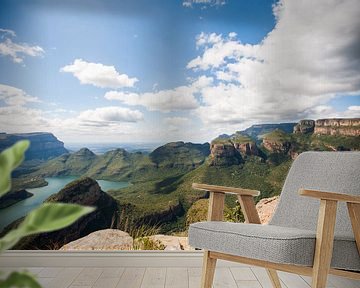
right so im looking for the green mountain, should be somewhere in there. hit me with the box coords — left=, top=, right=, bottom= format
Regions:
left=238, top=123, right=296, bottom=140
left=108, top=123, right=359, bottom=234
left=0, top=132, right=68, bottom=160
left=27, top=141, right=210, bottom=183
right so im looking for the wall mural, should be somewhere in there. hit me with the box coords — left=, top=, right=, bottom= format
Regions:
left=0, top=0, right=359, bottom=250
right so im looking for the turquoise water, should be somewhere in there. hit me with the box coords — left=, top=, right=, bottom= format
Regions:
left=0, top=176, right=129, bottom=231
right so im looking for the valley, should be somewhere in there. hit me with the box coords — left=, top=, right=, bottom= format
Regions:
left=0, top=118, right=359, bottom=249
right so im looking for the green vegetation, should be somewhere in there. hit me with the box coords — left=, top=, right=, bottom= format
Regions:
left=21, top=142, right=210, bottom=190
left=262, top=129, right=292, bottom=142
left=186, top=199, right=208, bottom=226
left=107, top=131, right=359, bottom=235
left=231, top=133, right=252, bottom=143
left=211, top=133, right=251, bottom=145
left=310, top=134, right=360, bottom=151
left=134, top=237, right=165, bottom=250
left=108, top=155, right=290, bottom=234
left=8, top=129, right=359, bottom=245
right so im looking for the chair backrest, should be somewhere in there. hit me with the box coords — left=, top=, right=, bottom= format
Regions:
left=270, top=151, right=360, bottom=238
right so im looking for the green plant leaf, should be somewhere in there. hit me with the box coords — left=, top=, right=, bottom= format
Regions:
left=0, top=203, right=95, bottom=251
left=0, top=140, right=30, bottom=197
left=0, top=271, right=41, bottom=288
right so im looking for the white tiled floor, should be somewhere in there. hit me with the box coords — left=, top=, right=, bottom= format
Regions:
left=2, top=266, right=359, bottom=288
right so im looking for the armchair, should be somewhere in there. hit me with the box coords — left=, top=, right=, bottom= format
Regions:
left=189, top=152, right=360, bottom=288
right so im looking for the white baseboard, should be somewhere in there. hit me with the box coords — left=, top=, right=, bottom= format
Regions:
left=0, top=251, right=247, bottom=268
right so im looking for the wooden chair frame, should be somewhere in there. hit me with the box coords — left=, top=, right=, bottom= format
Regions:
left=192, top=183, right=360, bottom=288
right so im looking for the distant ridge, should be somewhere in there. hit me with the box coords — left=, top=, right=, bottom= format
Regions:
left=0, top=132, right=68, bottom=160
left=29, top=141, right=210, bottom=182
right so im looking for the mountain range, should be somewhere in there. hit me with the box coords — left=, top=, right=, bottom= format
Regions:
left=1, top=118, right=359, bottom=246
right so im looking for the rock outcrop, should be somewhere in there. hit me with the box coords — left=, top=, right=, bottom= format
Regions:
left=209, top=143, right=243, bottom=166
left=7, top=177, right=118, bottom=249
left=256, top=196, right=279, bottom=224
left=0, top=132, right=68, bottom=160
left=314, top=118, right=360, bottom=136
left=60, top=229, right=133, bottom=250
left=262, top=130, right=291, bottom=154
left=293, top=120, right=315, bottom=134
left=59, top=230, right=194, bottom=251
left=148, top=235, right=193, bottom=251
left=293, top=118, right=360, bottom=136
left=262, top=140, right=291, bottom=154
left=233, top=142, right=261, bottom=157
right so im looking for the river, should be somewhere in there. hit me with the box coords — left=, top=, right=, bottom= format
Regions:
left=0, top=176, right=129, bottom=232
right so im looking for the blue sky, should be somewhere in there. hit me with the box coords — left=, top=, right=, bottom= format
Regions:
left=0, top=0, right=359, bottom=144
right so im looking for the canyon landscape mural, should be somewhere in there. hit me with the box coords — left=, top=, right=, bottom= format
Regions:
left=0, top=0, right=359, bottom=250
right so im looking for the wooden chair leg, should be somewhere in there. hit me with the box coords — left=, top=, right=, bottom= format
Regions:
left=347, top=202, right=360, bottom=254
left=266, top=269, right=282, bottom=288
left=312, top=200, right=337, bottom=288
left=201, top=251, right=217, bottom=288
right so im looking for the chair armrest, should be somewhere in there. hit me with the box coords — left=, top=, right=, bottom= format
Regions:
left=193, top=183, right=261, bottom=223
left=299, top=189, right=360, bottom=204
left=300, top=189, right=360, bottom=255
left=192, top=183, right=260, bottom=197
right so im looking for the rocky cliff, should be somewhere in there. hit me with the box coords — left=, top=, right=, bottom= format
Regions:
left=314, top=118, right=360, bottom=136
left=262, top=129, right=292, bottom=154
left=0, top=132, right=68, bottom=160
left=5, top=177, right=118, bottom=249
left=209, top=134, right=264, bottom=166
left=293, top=120, right=315, bottom=134
left=209, top=142, right=243, bottom=166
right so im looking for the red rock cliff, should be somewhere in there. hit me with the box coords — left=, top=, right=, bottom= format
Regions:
left=314, top=118, right=360, bottom=136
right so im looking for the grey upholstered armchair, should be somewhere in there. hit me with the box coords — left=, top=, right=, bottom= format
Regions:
left=189, top=151, right=360, bottom=288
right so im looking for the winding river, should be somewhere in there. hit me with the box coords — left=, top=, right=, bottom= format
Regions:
left=0, top=176, right=129, bottom=231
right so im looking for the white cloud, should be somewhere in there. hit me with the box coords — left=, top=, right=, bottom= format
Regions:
left=60, top=59, right=138, bottom=89
left=0, top=84, right=40, bottom=106
left=187, top=35, right=259, bottom=70
left=305, top=105, right=360, bottom=120
left=187, top=0, right=360, bottom=127
left=183, top=0, right=226, bottom=8
left=163, top=116, right=194, bottom=134
left=77, top=106, right=143, bottom=126
left=165, top=117, right=190, bottom=127
left=348, top=106, right=360, bottom=112
left=0, top=105, right=48, bottom=133
left=195, top=32, right=222, bottom=48
left=104, top=76, right=212, bottom=112
left=0, top=29, right=44, bottom=64
left=0, top=28, right=16, bottom=38
left=0, top=83, right=145, bottom=142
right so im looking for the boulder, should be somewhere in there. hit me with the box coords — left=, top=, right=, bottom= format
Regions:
left=60, top=229, right=133, bottom=250
left=256, top=196, right=279, bottom=224
left=148, top=235, right=194, bottom=251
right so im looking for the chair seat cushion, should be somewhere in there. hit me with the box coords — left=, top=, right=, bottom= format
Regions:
left=189, top=221, right=360, bottom=271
